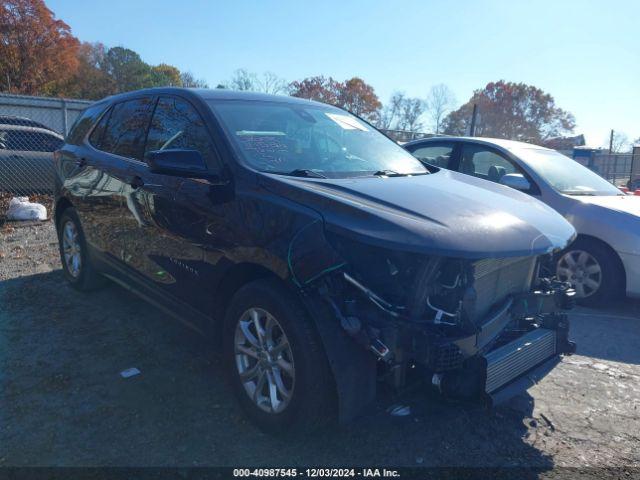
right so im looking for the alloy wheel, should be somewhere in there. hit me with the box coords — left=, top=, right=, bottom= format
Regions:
left=234, top=307, right=295, bottom=414
left=62, top=220, right=82, bottom=278
left=557, top=249, right=602, bottom=298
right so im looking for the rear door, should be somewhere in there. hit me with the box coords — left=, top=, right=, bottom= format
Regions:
left=73, top=96, right=156, bottom=261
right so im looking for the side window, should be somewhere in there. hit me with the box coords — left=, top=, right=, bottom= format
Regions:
left=0, top=130, right=62, bottom=152
left=99, top=97, right=154, bottom=160
left=460, top=144, right=517, bottom=183
left=407, top=143, right=455, bottom=169
left=66, top=103, right=108, bottom=145
left=88, top=106, right=111, bottom=148
left=145, top=96, right=218, bottom=167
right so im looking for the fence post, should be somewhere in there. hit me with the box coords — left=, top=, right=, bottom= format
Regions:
left=61, top=98, right=68, bottom=135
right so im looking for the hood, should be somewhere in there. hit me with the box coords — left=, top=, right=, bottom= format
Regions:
left=566, top=194, right=640, bottom=218
left=261, top=169, right=576, bottom=259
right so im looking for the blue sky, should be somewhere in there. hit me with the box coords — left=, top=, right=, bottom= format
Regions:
left=48, top=0, right=639, bottom=147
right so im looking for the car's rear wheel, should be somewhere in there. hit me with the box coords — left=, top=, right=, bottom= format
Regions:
left=556, top=238, right=622, bottom=307
left=223, top=279, right=334, bottom=435
left=57, top=208, right=105, bottom=291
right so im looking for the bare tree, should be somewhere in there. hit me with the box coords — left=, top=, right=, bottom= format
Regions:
left=259, top=71, right=288, bottom=95
left=397, top=98, right=426, bottom=132
left=378, top=92, right=406, bottom=129
left=227, top=68, right=258, bottom=91
left=609, top=131, right=630, bottom=153
left=425, top=84, right=456, bottom=133
left=180, top=71, right=209, bottom=88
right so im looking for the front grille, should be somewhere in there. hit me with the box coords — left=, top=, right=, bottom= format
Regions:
left=472, top=257, right=537, bottom=321
left=485, top=328, right=557, bottom=393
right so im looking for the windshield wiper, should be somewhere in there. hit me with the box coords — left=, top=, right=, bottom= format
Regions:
left=373, top=170, right=406, bottom=177
left=563, top=191, right=596, bottom=196
left=286, top=169, right=327, bottom=178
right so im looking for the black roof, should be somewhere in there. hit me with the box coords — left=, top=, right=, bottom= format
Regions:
left=101, top=87, right=329, bottom=108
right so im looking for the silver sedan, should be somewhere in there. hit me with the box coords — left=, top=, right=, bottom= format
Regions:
left=404, top=136, right=640, bottom=306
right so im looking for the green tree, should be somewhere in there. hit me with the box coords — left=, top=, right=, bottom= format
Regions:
left=443, top=80, right=575, bottom=143
left=102, top=46, right=153, bottom=93
left=150, top=63, right=182, bottom=87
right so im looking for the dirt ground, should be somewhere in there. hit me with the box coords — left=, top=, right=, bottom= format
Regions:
left=1, top=220, right=639, bottom=469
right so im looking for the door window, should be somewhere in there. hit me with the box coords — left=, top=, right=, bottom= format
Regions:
left=97, top=97, right=154, bottom=160
left=460, top=144, right=517, bottom=183
left=145, top=96, right=218, bottom=167
left=0, top=129, right=63, bottom=152
left=407, top=143, right=455, bottom=169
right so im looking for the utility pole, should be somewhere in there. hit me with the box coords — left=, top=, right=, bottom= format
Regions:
left=609, top=129, right=614, bottom=153
left=469, top=103, right=478, bottom=137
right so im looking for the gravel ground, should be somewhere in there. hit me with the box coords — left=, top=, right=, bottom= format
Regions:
left=1, top=220, right=639, bottom=469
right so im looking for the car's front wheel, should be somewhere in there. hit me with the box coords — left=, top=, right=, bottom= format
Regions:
left=556, top=238, right=622, bottom=307
left=223, top=279, right=334, bottom=434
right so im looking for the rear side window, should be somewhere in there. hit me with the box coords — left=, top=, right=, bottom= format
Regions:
left=97, top=97, right=154, bottom=160
left=0, top=129, right=63, bottom=152
left=145, top=96, right=218, bottom=166
left=66, top=103, right=108, bottom=145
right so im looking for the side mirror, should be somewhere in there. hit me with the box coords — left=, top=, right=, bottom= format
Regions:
left=146, top=149, right=208, bottom=177
left=500, top=173, right=531, bottom=191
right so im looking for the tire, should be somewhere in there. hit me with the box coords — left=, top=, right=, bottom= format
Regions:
left=556, top=237, right=623, bottom=307
left=223, top=279, right=335, bottom=435
left=57, top=207, right=106, bottom=291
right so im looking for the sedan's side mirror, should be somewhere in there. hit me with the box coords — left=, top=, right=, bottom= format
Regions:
left=500, top=173, right=531, bottom=191
left=146, top=149, right=208, bottom=178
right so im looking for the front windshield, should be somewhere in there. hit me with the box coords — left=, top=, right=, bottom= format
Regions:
left=517, top=148, right=622, bottom=196
left=208, top=100, right=427, bottom=177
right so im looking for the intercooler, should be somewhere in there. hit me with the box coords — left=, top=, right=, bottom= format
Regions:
left=484, top=328, right=557, bottom=393
left=472, top=256, right=537, bottom=321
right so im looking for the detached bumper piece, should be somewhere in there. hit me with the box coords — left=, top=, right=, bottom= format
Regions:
left=434, top=316, right=575, bottom=406
left=485, top=328, right=556, bottom=396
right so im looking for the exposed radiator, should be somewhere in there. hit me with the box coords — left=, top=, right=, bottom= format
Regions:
left=473, top=256, right=537, bottom=321
left=485, top=328, right=557, bottom=393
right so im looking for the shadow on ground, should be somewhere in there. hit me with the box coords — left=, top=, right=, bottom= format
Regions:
left=0, top=270, right=556, bottom=469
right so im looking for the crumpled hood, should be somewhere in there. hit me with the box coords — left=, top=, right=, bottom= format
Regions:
left=568, top=194, right=640, bottom=218
left=261, top=169, right=576, bottom=259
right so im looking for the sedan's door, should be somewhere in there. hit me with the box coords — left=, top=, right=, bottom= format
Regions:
left=456, top=143, right=541, bottom=196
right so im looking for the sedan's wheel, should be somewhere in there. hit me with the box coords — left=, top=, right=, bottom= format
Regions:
left=224, top=279, right=334, bottom=435
left=234, top=308, right=295, bottom=414
left=556, top=250, right=602, bottom=299
left=556, top=237, right=623, bottom=307
left=57, top=207, right=106, bottom=291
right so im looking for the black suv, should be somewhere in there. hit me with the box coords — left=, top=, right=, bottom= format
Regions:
left=55, top=88, right=576, bottom=434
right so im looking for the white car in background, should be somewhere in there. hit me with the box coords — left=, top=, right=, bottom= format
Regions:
left=404, top=136, right=640, bottom=306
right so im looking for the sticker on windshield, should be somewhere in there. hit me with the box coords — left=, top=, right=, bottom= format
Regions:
left=325, top=113, right=369, bottom=131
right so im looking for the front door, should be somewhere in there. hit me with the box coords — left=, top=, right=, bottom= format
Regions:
left=123, top=95, right=226, bottom=316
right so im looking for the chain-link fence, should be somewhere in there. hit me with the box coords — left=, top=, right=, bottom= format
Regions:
left=590, top=153, right=633, bottom=186
left=0, top=93, right=92, bottom=196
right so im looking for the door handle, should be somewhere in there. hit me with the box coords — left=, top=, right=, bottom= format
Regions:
left=128, top=175, right=144, bottom=189
left=75, top=157, right=86, bottom=167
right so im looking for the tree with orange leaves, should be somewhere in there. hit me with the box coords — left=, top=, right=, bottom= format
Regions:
left=0, top=0, right=80, bottom=96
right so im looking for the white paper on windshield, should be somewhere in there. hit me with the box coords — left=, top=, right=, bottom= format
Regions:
left=325, top=113, right=369, bottom=131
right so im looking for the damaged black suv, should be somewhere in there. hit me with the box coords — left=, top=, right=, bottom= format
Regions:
left=54, top=88, right=576, bottom=434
